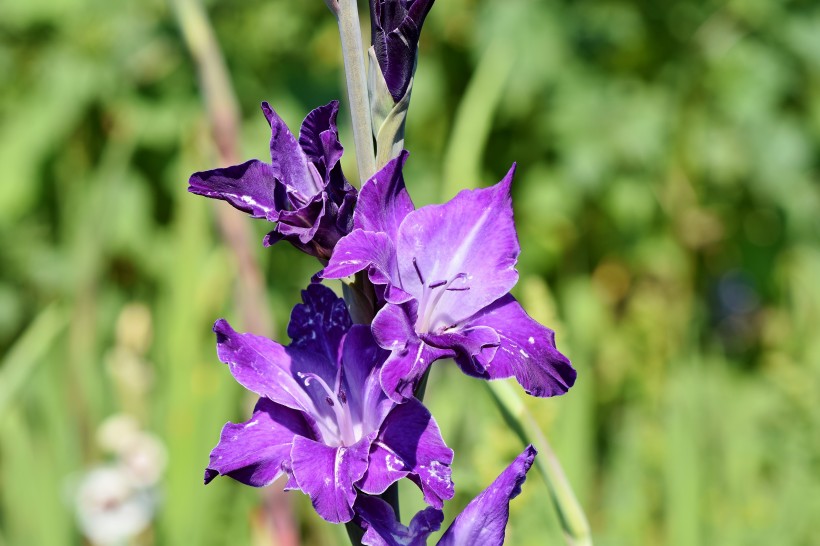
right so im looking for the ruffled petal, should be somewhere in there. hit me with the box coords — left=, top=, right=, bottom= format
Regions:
left=290, top=434, right=374, bottom=524
left=422, top=324, right=500, bottom=376
left=372, top=303, right=453, bottom=402
left=324, top=229, right=397, bottom=283
left=204, top=398, right=316, bottom=487
left=459, top=295, right=576, bottom=397
left=260, top=102, right=316, bottom=197
left=379, top=339, right=453, bottom=403
left=437, top=446, right=537, bottom=546
left=188, top=159, right=280, bottom=221
left=360, top=398, right=454, bottom=508
left=271, top=192, right=326, bottom=244
left=356, top=495, right=442, bottom=546
left=298, top=100, right=342, bottom=170
left=396, top=165, right=520, bottom=331
left=287, top=283, right=351, bottom=361
left=371, top=302, right=417, bottom=352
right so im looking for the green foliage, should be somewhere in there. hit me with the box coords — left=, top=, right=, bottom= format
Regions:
left=1, top=0, right=819, bottom=544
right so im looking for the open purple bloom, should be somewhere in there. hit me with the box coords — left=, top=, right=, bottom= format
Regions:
left=324, top=152, right=576, bottom=401
left=188, top=101, right=356, bottom=260
left=355, top=445, right=537, bottom=546
left=370, top=0, right=435, bottom=102
left=203, top=284, right=453, bottom=524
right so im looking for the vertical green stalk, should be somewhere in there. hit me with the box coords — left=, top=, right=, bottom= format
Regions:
left=332, top=0, right=377, bottom=185
left=486, top=380, right=593, bottom=546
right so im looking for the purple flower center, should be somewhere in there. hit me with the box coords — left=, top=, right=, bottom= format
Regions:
left=297, top=371, right=362, bottom=447
left=411, top=257, right=471, bottom=333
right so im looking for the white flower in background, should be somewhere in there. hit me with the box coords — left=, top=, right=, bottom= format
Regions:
left=74, top=465, right=156, bottom=546
left=72, top=414, right=167, bottom=545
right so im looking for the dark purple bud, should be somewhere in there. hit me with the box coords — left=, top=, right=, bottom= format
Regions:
left=369, top=0, right=435, bottom=101
left=188, top=101, right=357, bottom=261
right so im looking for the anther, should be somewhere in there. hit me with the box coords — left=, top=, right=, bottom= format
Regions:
left=428, top=280, right=447, bottom=289
left=338, top=390, right=347, bottom=405
left=325, top=396, right=335, bottom=407
left=412, top=258, right=425, bottom=284
left=296, top=372, right=313, bottom=386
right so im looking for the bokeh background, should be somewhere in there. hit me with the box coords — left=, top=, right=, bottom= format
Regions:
left=1, top=0, right=819, bottom=544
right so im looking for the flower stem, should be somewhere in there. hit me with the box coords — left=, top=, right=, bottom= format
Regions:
left=344, top=521, right=365, bottom=546
left=334, top=0, right=376, bottom=186
left=485, top=380, right=593, bottom=546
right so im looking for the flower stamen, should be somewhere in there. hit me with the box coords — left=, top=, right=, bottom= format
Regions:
left=297, top=372, right=356, bottom=446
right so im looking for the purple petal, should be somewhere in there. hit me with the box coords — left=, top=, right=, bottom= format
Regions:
left=271, top=193, right=326, bottom=244
left=340, top=325, right=392, bottom=434
left=371, top=302, right=417, bottom=351
left=298, top=101, right=342, bottom=170
left=354, top=151, right=414, bottom=239
left=459, top=295, right=576, bottom=397
left=378, top=341, right=447, bottom=403
left=360, top=398, right=454, bottom=508
left=396, top=165, right=520, bottom=331
left=356, top=495, right=443, bottom=546
left=324, top=229, right=396, bottom=283
left=324, top=230, right=412, bottom=303
left=372, top=304, right=453, bottom=402
left=423, top=324, right=500, bottom=375
left=290, top=434, right=374, bottom=523
left=204, top=398, right=316, bottom=487
left=287, top=283, right=351, bottom=360
left=336, top=189, right=358, bottom=234
left=264, top=194, right=352, bottom=259
left=213, top=319, right=315, bottom=412
left=260, top=102, right=317, bottom=197
left=188, top=160, right=280, bottom=221
left=438, top=446, right=537, bottom=546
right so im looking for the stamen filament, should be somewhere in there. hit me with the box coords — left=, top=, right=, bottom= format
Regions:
left=298, top=371, right=357, bottom=445
left=416, top=272, right=469, bottom=332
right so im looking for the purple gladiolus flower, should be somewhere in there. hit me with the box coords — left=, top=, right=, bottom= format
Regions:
left=203, top=284, right=454, bottom=524
left=188, top=101, right=356, bottom=260
left=370, top=0, right=435, bottom=101
left=323, top=152, right=576, bottom=402
left=355, top=445, right=537, bottom=546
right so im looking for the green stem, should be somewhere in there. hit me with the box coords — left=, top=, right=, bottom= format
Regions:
left=413, top=367, right=431, bottom=402
left=344, top=520, right=366, bottom=545
left=485, top=380, right=593, bottom=546
left=380, top=483, right=401, bottom=519
left=334, top=0, right=376, bottom=186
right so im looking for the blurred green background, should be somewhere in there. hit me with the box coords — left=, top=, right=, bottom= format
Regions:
left=1, top=0, right=819, bottom=544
